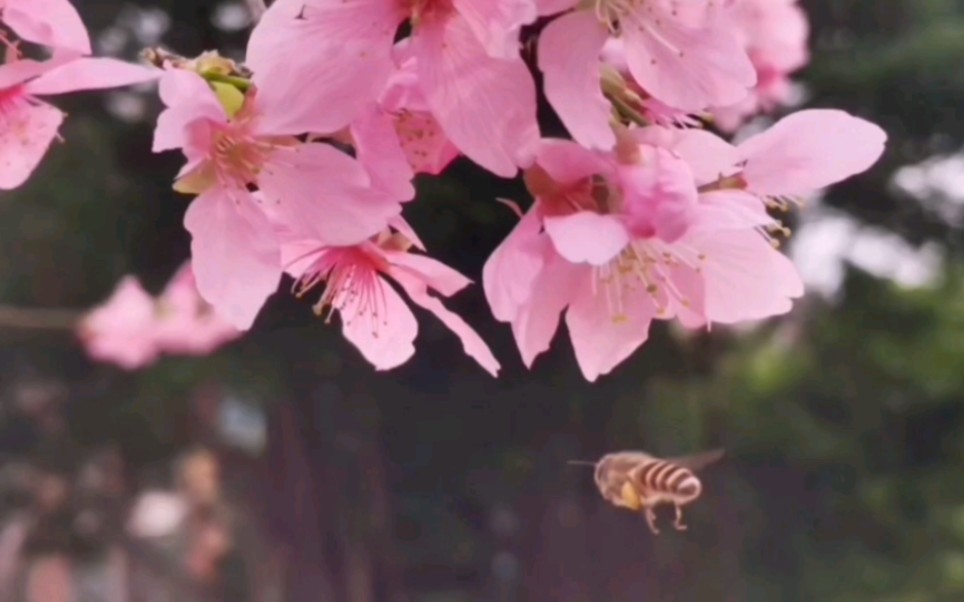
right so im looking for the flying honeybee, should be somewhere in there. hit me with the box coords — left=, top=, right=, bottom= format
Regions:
left=572, top=448, right=724, bottom=534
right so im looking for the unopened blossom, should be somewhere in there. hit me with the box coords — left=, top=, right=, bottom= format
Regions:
left=283, top=222, right=501, bottom=376
left=537, top=0, right=756, bottom=149
left=0, top=55, right=159, bottom=190
left=153, top=68, right=406, bottom=329
left=246, top=0, right=540, bottom=177
left=79, top=276, right=160, bottom=370
left=710, top=0, right=810, bottom=131
left=484, top=134, right=815, bottom=381
left=0, top=0, right=90, bottom=54
left=153, top=262, right=242, bottom=356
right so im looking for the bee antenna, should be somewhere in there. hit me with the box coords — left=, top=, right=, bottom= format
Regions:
left=566, top=460, right=597, bottom=467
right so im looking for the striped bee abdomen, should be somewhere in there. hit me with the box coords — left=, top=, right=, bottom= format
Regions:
left=639, top=460, right=696, bottom=495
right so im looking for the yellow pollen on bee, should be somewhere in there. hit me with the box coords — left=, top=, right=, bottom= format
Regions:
left=620, top=481, right=642, bottom=510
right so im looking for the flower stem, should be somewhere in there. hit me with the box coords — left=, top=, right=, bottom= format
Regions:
left=0, top=306, right=80, bottom=330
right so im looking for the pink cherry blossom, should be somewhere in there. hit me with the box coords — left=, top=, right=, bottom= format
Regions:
left=484, top=136, right=807, bottom=381
left=0, top=55, right=159, bottom=190
left=153, top=263, right=242, bottom=356
left=348, top=53, right=460, bottom=199
left=537, top=0, right=755, bottom=149
left=710, top=0, right=810, bottom=130
left=153, top=68, right=406, bottom=329
left=78, top=276, right=160, bottom=370
left=283, top=223, right=501, bottom=376
left=246, top=0, right=539, bottom=177
left=0, top=0, right=91, bottom=54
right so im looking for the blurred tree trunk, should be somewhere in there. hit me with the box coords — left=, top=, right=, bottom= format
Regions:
left=260, top=379, right=406, bottom=602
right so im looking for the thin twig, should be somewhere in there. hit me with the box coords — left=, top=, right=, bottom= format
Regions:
left=245, top=0, right=268, bottom=21
left=0, top=306, right=80, bottom=330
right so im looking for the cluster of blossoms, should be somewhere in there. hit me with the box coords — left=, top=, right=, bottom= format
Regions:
left=6, top=0, right=887, bottom=381
left=79, top=263, right=241, bottom=369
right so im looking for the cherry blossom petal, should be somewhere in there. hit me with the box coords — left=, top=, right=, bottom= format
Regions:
left=0, top=57, right=69, bottom=90
left=511, top=255, right=583, bottom=368
left=0, top=99, right=63, bottom=190
left=386, top=252, right=472, bottom=297
left=152, top=70, right=225, bottom=153
left=617, top=149, right=699, bottom=242
left=685, top=229, right=803, bottom=324
left=534, top=0, right=578, bottom=16
left=538, top=11, right=615, bottom=151
left=247, top=0, right=401, bottom=135
left=392, top=270, right=501, bottom=376
left=565, top=277, right=657, bottom=382
left=394, top=110, right=459, bottom=175
left=184, top=188, right=282, bottom=330
left=543, top=212, right=629, bottom=266
left=350, top=107, right=416, bottom=199
left=483, top=207, right=546, bottom=322
left=622, top=11, right=755, bottom=111
left=663, top=265, right=706, bottom=328
left=453, top=0, right=536, bottom=58
left=2, top=0, right=91, bottom=55
left=156, top=68, right=219, bottom=109
left=388, top=215, right=426, bottom=252
left=632, top=126, right=739, bottom=185
left=414, top=15, right=539, bottom=177
left=690, top=190, right=774, bottom=232
left=738, top=109, right=887, bottom=197
left=339, top=275, right=418, bottom=371
left=26, top=58, right=159, bottom=96
left=535, top=138, right=613, bottom=185
left=259, top=143, right=402, bottom=246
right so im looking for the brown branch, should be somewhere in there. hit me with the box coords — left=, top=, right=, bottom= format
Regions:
left=245, top=0, right=268, bottom=21
left=0, top=306, right=80, bottom=331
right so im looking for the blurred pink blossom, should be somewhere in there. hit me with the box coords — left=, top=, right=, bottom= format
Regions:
left=79, top=263, right=243, bottom=370
left=79, top=276, right=159, bottom=370
left=153, top=263, right=242, bottom=356
left=710, top=0, right=810, bottom=131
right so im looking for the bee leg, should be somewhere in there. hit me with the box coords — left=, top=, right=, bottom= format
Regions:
left=644, top=507, right=660, bottom=535
left=673, top=505, right=687, bottom=531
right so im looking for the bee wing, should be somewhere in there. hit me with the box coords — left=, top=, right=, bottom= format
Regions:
left=662, top=448, right=725, bottom=473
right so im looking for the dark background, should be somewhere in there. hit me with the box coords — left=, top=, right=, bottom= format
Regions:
left=1, top=1, right=963, bottom=600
